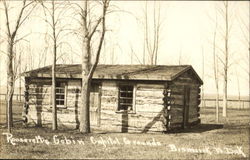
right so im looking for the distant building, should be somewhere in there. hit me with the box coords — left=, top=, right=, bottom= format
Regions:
left=22, top=64, right=203, bottom=133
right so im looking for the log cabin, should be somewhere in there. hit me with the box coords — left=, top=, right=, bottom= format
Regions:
left=22, top=64, right=203, bottom=133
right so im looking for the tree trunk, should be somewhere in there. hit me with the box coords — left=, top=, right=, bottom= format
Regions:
left=212, top=14, right=219, bottom=123
left=80, top=76, right=91, bottom=133
left=222, top=1, right=228, bottom=117
left=215, top=83, right=219, bottom=122
left=7, top=39, right=14, bottom=133
left=222, top=75, right=227, bottom=117
left=52, top=44, right=57, bottom=130
left=79, top=0, right=91, bottom=133
left=52, top=0, right=57, bottom=130
left=80, top=41, right=91, bottom=133
left=19, top=55, right=22, bottom=101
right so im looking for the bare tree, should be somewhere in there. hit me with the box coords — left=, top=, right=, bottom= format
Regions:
left=143, top=1, right=162, bottom=65
left=129, top=43, right=143, bottom=65
left=71, top=0, right=109, bottom=133
left=213, top=1, right=232, bottom=117
left=237, top=2, right=250, bottom=105
left=212, top=13, right=219, bottom=122
left=221, top=1, right=229, bottom=117
left=234, top=68, right=241, bottom=109
left=1, top=0, right=35, bottom=133
left=38, top=0, right=71, bottom=130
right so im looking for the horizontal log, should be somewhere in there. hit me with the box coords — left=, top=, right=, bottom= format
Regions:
left=169, top=122, right=183, bottom=129
left=188, top=100, right=198, bottom=106
left=189, top=119, right=201, bottom=126
left=29, top=94, right=51, bottom=98
left=29, top=102, right=51, bottom=106
left=29, top=97, right=50, bottom=101
left=188, top=117, right=199, bottom=123
left=29, top=93, right=50, bottom=96
left=102, top=85, right=118, bottom=90
left=68, top=80, right=81, bottom=86
left=66, top=102, right=79, bottom=108
left=172, top=99, right=184, bottom=105
left=169, top=113, right=183, bottom=120
left=136, top=98, right=163, bottom=105
left=101, top=102, right=117, bottom=109
left=188, top=114, right=199, bottom=120
left=173, top=78, right=198, bottom=84
left=135, top=104, right=164, bottom=112
left=169, top=94, right=183, bottom=100
left=29, top=78, right=51, bottom=84
left=29, top=90, right=51, bottom=94
left=137, top=84, right=164, bottom=89
left=188, top=105, right=198, bottom=112
left=136, top=90, right=163, bottom=99
left=169, top=86, right=199, bottom=92
left=67, top=89, right=81, bottom=93
left=29, top=84, right=51, bottom=88
left=171, top=82, right=201, bottom=87
left=101, top=96, right=118, bottom=104
left=102, top=90, right=118, bottom=97
left=177, top=76, right=193, bottom=81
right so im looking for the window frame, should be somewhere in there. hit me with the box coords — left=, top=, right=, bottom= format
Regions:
left=116, top=83, right=136, bottom=114
left=55, top=81, right=67, bottom=109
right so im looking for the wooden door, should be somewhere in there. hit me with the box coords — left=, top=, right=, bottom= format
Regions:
left=90, top=84, right=101, bottom=126
left=183, top=86, right=190, bottom=128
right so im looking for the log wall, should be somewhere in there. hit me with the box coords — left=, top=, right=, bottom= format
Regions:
left=167, top=70, right=201, bottom=130
left=99, top=81, right=166, bottom=133
left=27, top=79, right=81, bottom=128
left=25, top=70, right=201, bottom=132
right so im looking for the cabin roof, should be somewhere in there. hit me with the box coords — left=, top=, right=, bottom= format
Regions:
left=22, top=64, right=203, bottom=84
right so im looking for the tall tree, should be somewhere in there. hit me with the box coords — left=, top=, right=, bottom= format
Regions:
left=39, top=0, right=70, bottom=130
left=212, top=13, right=219, bottom=122
left=221, top=1, right=229, bottom=117
left=237, top=1, right=250, bottom=104
left=71, top=0, right=109, bottom=133
left=143, top=1, right=162, bottom=65
left=1, top=0, right=35, bottom=133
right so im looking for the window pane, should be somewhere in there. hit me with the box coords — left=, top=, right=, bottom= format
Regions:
left=55, top=82, right=65, bottom=107
left=118, top=85, right=133, bottom=111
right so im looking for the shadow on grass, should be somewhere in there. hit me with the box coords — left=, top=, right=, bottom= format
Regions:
left=167, top=123, right=224, bottom=134
left=95, top=124, right=224, bottom=135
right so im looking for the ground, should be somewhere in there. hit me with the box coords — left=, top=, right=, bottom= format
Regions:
left=0, top=101, right=249, bottom=159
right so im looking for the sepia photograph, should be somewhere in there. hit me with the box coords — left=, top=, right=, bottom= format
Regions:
left=0, top=0, right=249, bottom=159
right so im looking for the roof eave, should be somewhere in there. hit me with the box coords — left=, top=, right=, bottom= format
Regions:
left=24, top=73, right=172, bottom=81
left=171, top=66, right=203, bottom=85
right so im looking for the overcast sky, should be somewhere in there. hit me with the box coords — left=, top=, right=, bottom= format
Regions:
left=0, top=1, right=249, bottom=96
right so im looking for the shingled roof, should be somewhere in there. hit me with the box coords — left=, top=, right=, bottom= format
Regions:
left=23, top=64, right=203, bottom=84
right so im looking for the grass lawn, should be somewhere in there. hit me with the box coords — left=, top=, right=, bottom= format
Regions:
left=0, top=102, right=249, bottom=159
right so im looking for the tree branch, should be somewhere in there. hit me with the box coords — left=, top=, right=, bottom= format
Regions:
left=88, top=0, right=109, bottom=80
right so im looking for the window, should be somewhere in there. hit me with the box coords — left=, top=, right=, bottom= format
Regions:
left=118, top=85, right=134, bottom=112
left=56, top=82, right=66, bottom=108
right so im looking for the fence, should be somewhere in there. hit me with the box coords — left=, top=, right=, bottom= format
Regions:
left=201, top=98, right=250, bottom=109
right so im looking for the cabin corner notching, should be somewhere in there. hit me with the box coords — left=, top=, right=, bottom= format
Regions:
left=22, top=65, right=203, bottom=133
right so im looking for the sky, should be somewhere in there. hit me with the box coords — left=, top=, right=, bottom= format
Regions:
left=0, top=1, right=249, bottom=97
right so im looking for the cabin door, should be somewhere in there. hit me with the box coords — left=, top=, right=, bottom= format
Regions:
left=183, top=86, right=190, bottom=128
left=90, top=84, right=101, bottom=126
